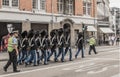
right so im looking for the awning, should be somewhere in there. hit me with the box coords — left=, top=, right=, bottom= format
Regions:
left=87, top=26, right=97, bottom=32
left=100, top=28, right=114, bottom=33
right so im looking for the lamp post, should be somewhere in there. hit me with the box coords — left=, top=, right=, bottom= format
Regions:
left=51, top=0, right=54, bottom=29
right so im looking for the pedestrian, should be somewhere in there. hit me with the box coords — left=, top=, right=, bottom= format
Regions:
left=111, top=35, right=115, bottom=46
left=3, top=30, right=20, bottom=72
left=116, top=35, right=120, bottom=46
left=88, top=35, right=97, bottom=55
left=75, top=32, right=85, bottom=59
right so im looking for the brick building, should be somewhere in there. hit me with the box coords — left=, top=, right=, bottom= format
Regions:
left=0, top=0, right=97, bottom=46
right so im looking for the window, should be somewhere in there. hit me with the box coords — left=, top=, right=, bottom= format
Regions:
left=32, top=0, right=46, bottom=11
left=32, top=0, right=38, bottom=9
left=57, top=0, right=74, bottom=14
left=2, top=0, right=19, bottom=7
left=83, top=0, right=91, bottom=15
left=12, top=0, right=19, bottom=7
left=57, top=0, right=64, bottom=14
left=40, top=0, right=46, bottom=10
left=2, top=0, right=9, bottom=6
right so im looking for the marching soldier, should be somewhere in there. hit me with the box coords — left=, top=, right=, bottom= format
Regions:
left=18, top=31, right=29, bottom=65
left=4, top=30, right=20, bottom=72
left=40, top=30, right=48, bottom=65
left=75, top=32, right=85, bottom=59
left=64, top=29, right=72, bottom=61
left=35, top=31, right=41, bottom=65
left=55, top=28, right=65, bottom=62
left=25, top=30, right=37, bottom=66
left=47, top=29, right=58, bottom=62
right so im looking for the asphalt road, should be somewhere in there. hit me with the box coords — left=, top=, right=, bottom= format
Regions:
left=0, top=46, right=119, bottom=77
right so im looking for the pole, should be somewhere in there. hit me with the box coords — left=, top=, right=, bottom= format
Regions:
left=51, top=0, right=54, bottom=29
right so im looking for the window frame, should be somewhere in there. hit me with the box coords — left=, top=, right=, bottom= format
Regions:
left=32, top=0, right=46, bottom=12
left=83, top=1, right=91, bottom=16
left=2, top=0, right=19, bottom=8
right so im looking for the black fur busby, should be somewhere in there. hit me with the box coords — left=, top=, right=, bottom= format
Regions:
left=35, top=31, right=40, bottom=38
left=78, top=32, right=83, bottom=38
left=40, top=30, right=47, bottom=38
left=27, top=29, right=35, bottom=38
left=50, top=29, right=56, bottom=37
left=58, top=28, right=64, bottom=36
left=21, top=31, right=28, bottom=38
left=64, top=28, right=70, bottom=36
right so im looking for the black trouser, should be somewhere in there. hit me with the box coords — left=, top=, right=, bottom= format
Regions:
left=4, top=49, right=17, bottom=71
left=89, top=45, right=97, bottom=54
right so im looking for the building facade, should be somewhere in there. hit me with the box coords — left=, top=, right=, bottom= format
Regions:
left=97, top=0, right=113, bottom=45
left=111, top=7, right=120, bottom=36
left=0, top=0, right=97, bottom=46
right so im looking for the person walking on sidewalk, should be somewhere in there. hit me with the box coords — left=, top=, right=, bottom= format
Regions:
left=88, top=36, right=97, bottom=55
left=3, top=30, right=20, bottom=72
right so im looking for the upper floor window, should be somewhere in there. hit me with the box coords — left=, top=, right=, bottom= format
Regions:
left=83, top=0, right=91, bottom=16
left=57, top=0, right=64, bottom=14
left=57, top=0, right=74, bottom=15
left=32, top=0, right=46, bottom=11
left=33, top=0, right=38, bottom=9
left=2, top=0, right=19, bottom=8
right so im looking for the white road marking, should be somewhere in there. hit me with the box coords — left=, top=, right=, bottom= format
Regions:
left=87, top=67, right=108, bottom=74
left=75, top=64, right=109, bottom=72
left=87, top=64, right=119, bottom=74
left=62, top=63, right=95, bottom=70
left=89, top=58, right=120, bottom=61
left=0, top=59, right=97, bottom=77
left=111, top=73, right=120, bottom=77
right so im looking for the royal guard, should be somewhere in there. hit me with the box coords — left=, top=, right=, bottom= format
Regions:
left=47, top=29, right=58, bottom=62
left=25, top=30, right=37, bottom=66
left=18, top=31, right=29, bottom=65
left=55, top=28, right=65, bottom=62
left=40, top=30, right=48, bottom=65
left=64, top=29, right=72, bottom=61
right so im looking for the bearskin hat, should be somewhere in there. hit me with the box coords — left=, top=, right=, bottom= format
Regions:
left=35, top=31, right=40, bottom=38
left=40, top=30, right=47, bottom=38
left=78, top=32, right=83, bottom=38
left=27, top=29, right=35, bottom=38
left=21, top=31, right=28, bottom=38
left=64, top=28, right=70, bottom=35
left=58, top=28, right=64, bottom=36
left=50, top=29, right=56, bottom=37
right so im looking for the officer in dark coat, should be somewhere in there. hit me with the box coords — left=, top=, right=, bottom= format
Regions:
left=75, top=32, right=85, bottom=58
left=64, top=29, right=72, bottom=61
left=55, top=28, right=65, bottom=62
left=18, top=31, right=29, bottom=65
left=47, top=29, right=58, bottom=61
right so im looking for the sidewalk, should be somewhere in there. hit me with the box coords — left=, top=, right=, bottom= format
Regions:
left=0, top=45, right=119, bottom=62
